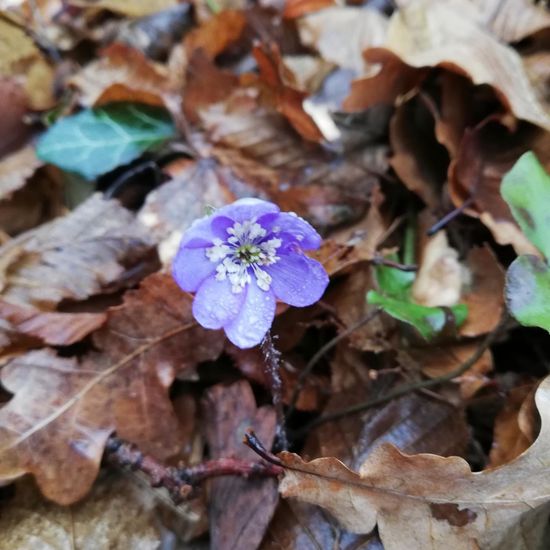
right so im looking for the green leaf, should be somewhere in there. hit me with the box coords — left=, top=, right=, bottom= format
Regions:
left=375, top=256, right=415, bottom=300
left=36, top=103, right=175, bottom=180
left=367, top=290, right=468, bottom=340
left=505, top=255, right=550, bottom=331
left=501, top=151, right=550, bottom=259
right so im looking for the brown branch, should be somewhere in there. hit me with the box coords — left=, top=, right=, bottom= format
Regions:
left=105, top=437, right=282, bottom=502
left=293, top=314, right=510, bottom=438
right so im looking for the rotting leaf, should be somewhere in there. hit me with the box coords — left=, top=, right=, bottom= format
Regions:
left=279, top=375, right=550, bottom=550
left=36, top=102, right=175, bottom=180
left=0, top=193, right=156, bottom=308
left=0, top=273, right=224, bottom=504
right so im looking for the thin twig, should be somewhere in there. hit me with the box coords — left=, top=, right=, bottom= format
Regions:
left=261, top=332, right=288, bottom=450
left=105, top=437, right=282, bottom=503
left=426, top=197, right=474, bottom=236
left=372, top=255, right=418, bottom=272
left=286, top=308, right=381, bottom=422
left=293, top=314, right=509, bottom=437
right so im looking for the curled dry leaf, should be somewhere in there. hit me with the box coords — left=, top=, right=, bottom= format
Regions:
left=0, top=194, right=156, bottom=307
left=253, top=43, right=324, bottom=143
left=202, top=380, right=278, bottom=550
left=489, top=383, right=539, bottom=468
left=70, top=43, right=174, bottom=108
left=411, top=231, right=464, bottom=308
left=279, top=375, right=550, bottom=550
left=70, top=0, right=179, bottom=17
left=0, top=273, right=224, bottom=504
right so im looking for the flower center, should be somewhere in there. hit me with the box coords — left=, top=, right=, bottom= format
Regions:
left=205, top=218, right=282, bottom=293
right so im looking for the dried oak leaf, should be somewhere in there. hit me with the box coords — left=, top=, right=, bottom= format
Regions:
left=69, top=43, right=174, bottom=108
left=0, top=273, right=224, bottom=504
left=203, top=380, right=278, bottom=550
left=264, top=346, right=469, bottom=550
left=279, top=375, right=550, bottom=550
left=0, top=145, right=42, bottom=202
left=0, top=193, right=157, bottom=307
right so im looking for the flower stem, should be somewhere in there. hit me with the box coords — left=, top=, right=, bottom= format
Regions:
left=261, top=332, right=288, bottom=451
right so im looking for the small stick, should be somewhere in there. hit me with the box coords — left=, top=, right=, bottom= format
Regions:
left=372, top=255, right=418, bottom=272
left=105, top=437, right=282, bottom=502
left=243, top=429, right=283, bottom=466
left=286, top=309, right=381, bottom=422
left=293, top=314, right=509, bottom=437
left=261, top=332, right=288, bottom=450
left=427, top=197, right=474, bottom=236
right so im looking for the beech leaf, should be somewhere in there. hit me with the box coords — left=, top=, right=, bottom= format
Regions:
left=36, top=103, right=175, bottom=180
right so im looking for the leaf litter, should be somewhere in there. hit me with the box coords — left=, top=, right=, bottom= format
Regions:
left=0, top=0, right=550, bottom=548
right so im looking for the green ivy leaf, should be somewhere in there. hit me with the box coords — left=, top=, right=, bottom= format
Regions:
left=36, top=103, right=175, bottom=180
left=501, top=151, right=550, bottom=259
left=505, top=255, right=550, bottom=330
left=367, top=290, right=467, bottom=340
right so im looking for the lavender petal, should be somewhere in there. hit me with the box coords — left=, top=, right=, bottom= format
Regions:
left=192, top=276, right=245, bottom=329
left=224, top=281, right=276, bottom=348
left=266, top=253, right=329, bottom=307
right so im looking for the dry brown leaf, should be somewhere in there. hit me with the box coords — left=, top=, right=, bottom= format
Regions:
left=203, top=380, right=278, bottom=550
left=446, top=0, right=550, bottom=43
left=184, top=9, right=247, bottom=60
left=399, top=343, right=493, bottom=399
left=70, top=42, right=174, bottom=107
left=0, top=273, right=224, bottom=504
left=0, top=78, right=30, bottom=157
left=283, top=0, right=335, bottom=19
left=0, top=193, right=156, bottom=307
left=384, top=2, right=550, bottom=130
left=0, top=474, right=162, bottom=549
left=297, top=6, right=388, bottom=74
left=69, top=0, right=178, bottom=17
left=0, top=299, right=106, bottom=349
left=0, top=145, right=42, bottom=201
left=460, top=246, right=505, bottom=337
left=489, top=383, right=539, bottom=468
left=279, top=375, right=550, bottom=549
left=138, top=158, right=235, bottom=265
left=253, top=43, right=324, bottom=143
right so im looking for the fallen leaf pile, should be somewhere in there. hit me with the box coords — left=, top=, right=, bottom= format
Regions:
left=1, top=0, right=550, bottom=548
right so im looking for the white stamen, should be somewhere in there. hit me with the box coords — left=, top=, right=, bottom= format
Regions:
left=205, top=218, right=282, bottom=293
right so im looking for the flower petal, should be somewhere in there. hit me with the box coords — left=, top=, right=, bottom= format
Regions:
left=266, top=253, right=329, bottom=307
left=179, top=216, right=219, bottom=248
left=224, top=281, right=276, bottom=348
left=172, top=247, right=216, bottom=292
left=270, top=212, right=322, bottom=249
left=213, top=198, right=279, bottom=223
left=192, top=277, right=245, bottom=329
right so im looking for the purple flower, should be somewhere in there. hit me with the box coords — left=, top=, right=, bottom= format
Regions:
left=172, top=198, right=329, bottom=348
